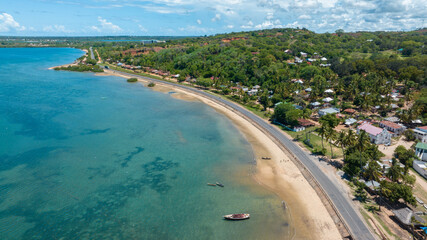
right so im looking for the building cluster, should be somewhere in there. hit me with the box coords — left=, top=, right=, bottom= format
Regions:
left=284, top=50, right=330, bottom=66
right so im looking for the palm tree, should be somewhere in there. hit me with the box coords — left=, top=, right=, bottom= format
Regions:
left=364, top=160, right=382, bottom=193
left=386, top=158, right=403, bottom=183
left=345, top=129, right=357, bottom=149
left=364, top=159, right=383, bottom=210
left=335, top=130, right=347, bottom=160
left=356, top=131, right=371, bottom=175
left=318, top=124, right=327, bottom=152
left=325, top=127, right=336, bottom=159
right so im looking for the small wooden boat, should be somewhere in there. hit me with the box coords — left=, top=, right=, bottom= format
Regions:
left=261, top=157, right=271, bottom=160
left=224, top=213, right=250, bottom=220
left=207, top=183, right=216, bottom=186
left=216, top=182, right=224, bottom=187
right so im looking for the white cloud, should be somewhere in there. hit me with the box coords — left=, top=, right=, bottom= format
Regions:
left=298, top=15, right=311, bottom=20
left=138, top=24, right=148, bottom=32
left=226, top=25, right=234, bottom=29
left=178, top=25, right=211, bottom=33
left=0, top=13, right=25, bottom=32
left=211, top=13, right=221, bottom=22
left=241, top=20, right=254, bottom=29
left=43, top=25, right=71, bottom=33
left=90, top=26, right=100, bottom=32
left=56, top=0, right=427, bottom=33
left=254, top=20, right=282, bottom=29
left=90, top=17, right=122, bottom=33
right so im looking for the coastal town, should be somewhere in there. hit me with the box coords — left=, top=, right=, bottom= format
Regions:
left=3, top=27, right=426, bottom=240
left=2, top=0, right=427, bottom=239
left=80, top=30, right=426, bottom=239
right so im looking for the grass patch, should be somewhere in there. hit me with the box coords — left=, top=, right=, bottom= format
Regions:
left=277, top=126, right=343, bottom=158
left=349, top=52, right=372, bottom=59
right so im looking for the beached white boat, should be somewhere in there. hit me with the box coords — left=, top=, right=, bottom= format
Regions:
left=223, top=213, right=250, bottom=220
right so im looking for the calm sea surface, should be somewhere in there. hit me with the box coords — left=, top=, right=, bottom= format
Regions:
left=0, top=48, right=291, bottom=239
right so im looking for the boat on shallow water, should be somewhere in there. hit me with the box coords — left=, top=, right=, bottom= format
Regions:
left=223, top=213, right=250, bottom=220
left=207, top=183, right=216, bottom=186
left=216, top=182, right=224, bottom=187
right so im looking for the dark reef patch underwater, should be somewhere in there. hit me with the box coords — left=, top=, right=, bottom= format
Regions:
left=0, top=48, right=290, bottom=239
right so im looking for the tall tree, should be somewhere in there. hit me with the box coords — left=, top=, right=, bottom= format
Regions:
left=325, top=126, right=336, bottom=159
left=355, top=131, right=371, bottom=175
left=364, top=160, right=382, bottom=205
left=318, top=124, right=327, bottom=151
left=335, top=130, right=347, bottom=160
left=386, top=158, right=404, bottom=183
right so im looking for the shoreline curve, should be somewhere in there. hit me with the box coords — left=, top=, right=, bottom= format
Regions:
left=97, top=69, right=343, bottom=240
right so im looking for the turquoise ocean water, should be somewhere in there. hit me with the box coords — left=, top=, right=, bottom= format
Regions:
left=0, top=48, right=291, bottom=239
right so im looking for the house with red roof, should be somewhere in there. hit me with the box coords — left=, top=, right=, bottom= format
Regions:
left=357, top=123, right=391, bottom=145
left=379, top=121, right=406, bottom=137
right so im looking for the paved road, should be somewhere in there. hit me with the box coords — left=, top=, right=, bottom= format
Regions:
left=105, top=68, right=376, bottom=240
left=89, top=47, right=95, bottom=60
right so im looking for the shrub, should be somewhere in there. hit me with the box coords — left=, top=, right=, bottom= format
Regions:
left=127, top=78, right=138, bottom=83
left=147, top=82, right=156, bottom=87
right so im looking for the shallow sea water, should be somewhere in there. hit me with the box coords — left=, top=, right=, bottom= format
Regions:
left=0, top=48, right=291, bottom=239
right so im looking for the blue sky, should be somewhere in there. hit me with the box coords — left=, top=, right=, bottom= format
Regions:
left=1, top=0, right=426, bottom=36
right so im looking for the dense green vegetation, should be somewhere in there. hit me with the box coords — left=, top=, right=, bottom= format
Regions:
left=147, top=82, right=156, bottom=87
left=54, top=64, right=103, bottom=72
left=127, top=78, right=138, bottom=83
left=96, top=28, right=426, bottom=123
left=0, top=36, right=187, bottom=48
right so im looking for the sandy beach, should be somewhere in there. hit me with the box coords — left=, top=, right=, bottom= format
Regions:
left=48, top=49, right=88, bottom=70
left=98, top=69, right=342, bottom=239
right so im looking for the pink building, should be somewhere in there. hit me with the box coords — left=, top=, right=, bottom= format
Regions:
left=357, top=123, right=391, bottom=145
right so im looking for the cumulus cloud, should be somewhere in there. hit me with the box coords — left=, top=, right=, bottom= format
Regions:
left=197, top=19, right=202, bottom=25
left=59, top=0, right=427, bottom=33
left=91, top=17, right=122, bottom=33
left=211, top=13, right=221, bottom=22
left=254, top=19, right=282, bottom=29
left=138, top=24, right=148, bottom=32
left=0, top=13, right=25, bottom=32
left=298, top=15, right=311, bottom=20
left=241, top=20, right=254, bottom=29
left=43, top=25, right=71, bottom=33
left=178, top=25, right=211, bottom=33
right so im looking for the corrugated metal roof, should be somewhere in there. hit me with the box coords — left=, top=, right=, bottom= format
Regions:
left=416, top=142, right=427, bottom=150
left=358, top=123, right=383, bottom=136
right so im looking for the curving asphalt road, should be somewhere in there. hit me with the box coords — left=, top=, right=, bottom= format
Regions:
left=105, top=68, right=376, bottom=240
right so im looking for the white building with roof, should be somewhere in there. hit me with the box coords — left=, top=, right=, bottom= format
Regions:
left=416, top=142, right=427, bottom=161
left=345, top=118, right=357, bottom=126
left=318, top=107, right=340, bottom=117
left=322, top=97, right=333, bottom=103
left=357, top=123, right=391, bottom=145
left=414, top=126, right=427, bottom=143
left=310, top=101, right=321, bottom=108
left=413, top=160, right=427, bottom=179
